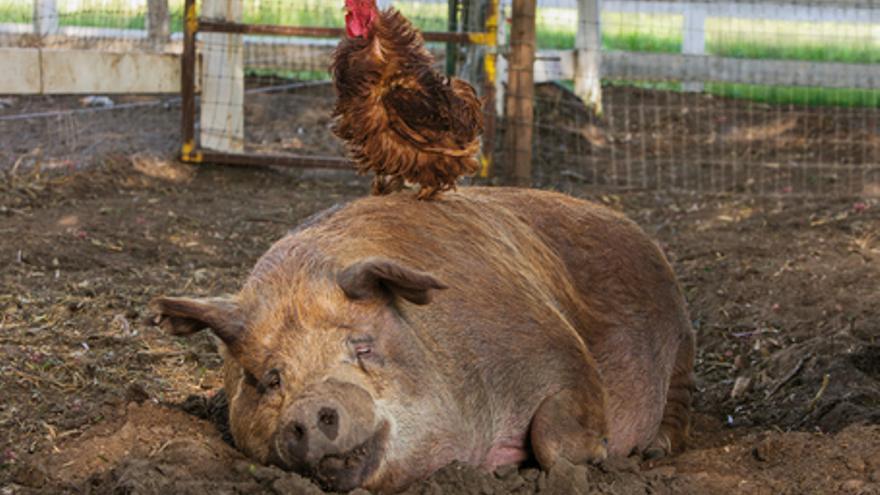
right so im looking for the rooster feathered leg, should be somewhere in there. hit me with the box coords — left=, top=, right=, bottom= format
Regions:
left=371, top=174, right=406, bottom=195
left=416, top=185, right=441, bottom=201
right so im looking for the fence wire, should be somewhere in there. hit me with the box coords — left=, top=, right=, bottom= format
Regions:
left=1, top=0, right=184, bottom=170
left=2, top=0, right=879, bottom=196
left=193, top=0, right=485, bottom=161
left=521, top=0, right=880, bottom=196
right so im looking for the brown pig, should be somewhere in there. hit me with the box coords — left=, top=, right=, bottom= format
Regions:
left=154, top=187, right=694, bottom=493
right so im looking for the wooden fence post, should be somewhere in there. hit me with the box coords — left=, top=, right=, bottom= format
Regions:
left=574, top=0, right=602, bottom=113
left=682, top=4, right=706, bottom=92
left=504, top=0, right=535, bottom=187
left=147, top=0, right=171, bottom=50
left=200, top=0, right=244, bottom=152
left=33, top=0, right=58, bottom=36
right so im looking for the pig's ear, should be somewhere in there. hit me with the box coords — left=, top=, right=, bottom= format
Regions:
left=151, top=296, right=244, bottom=345
left=337, top=258, right=448, bottom=305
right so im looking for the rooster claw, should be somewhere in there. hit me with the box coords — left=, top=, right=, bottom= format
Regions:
left=416, top=186, right=441, bottom=201
left=371, top=175, right=405, bottom=196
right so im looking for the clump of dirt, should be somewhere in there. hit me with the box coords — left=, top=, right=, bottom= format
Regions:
left=736, top=335, right=880, bottom=433
left=9, top=402, right=330, bottom=495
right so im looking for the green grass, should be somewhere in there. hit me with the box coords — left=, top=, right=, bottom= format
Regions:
left=246, top=68, right=331, bottom=81
left=712, top=42, right=880, bottom=65
left=0, top=0, right=186, bottom=30
left=0, top=2, right=29, bottom=23
left=705, top=83, right=880, bottom=108
left=593, top=79, right=880, bottom=108
left=60, top=7, right=186, bottom=30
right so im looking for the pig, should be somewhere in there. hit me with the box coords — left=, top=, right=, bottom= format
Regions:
left=154, top=187, right=695, bottom=493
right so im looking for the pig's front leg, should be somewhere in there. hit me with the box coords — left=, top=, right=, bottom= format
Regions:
left=529, top=378, right=609, bottom=469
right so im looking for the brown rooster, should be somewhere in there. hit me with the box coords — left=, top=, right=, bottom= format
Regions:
left=330, top=0, right=484, bottom=200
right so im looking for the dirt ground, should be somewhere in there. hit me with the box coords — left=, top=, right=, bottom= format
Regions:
left=1, top=86, right=880, bottom=494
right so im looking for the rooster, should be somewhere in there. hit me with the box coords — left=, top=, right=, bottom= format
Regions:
left=330, top=0, right=484, bottom=200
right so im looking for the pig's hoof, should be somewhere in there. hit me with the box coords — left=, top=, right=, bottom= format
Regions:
left=642, top=433, right=671, bottom=460
left=642, top=447, right=667, bottom=461
left=585, top=436, right=609, bottom=464
left=530, top=389, right=610, bottom=470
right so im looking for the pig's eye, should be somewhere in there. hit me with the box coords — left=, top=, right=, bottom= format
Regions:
left=246, top=368, right=281, bottom=394
left=260, top=368, right=282, bottom=392
left=354, top=342, right=372, bottom=358
left=349, top=336, right=375, bottom=361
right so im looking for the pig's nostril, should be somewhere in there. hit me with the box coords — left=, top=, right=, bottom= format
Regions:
left=317, top=407, right=339, bottom=440
left=291, top=422, right=306, bottom=441
left=282, top=421, right=309, bottom=466
left=318, top=408, right=338, bottom=427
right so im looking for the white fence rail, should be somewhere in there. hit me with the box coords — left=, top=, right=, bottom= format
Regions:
left=532, top=50, right=880, bottom=90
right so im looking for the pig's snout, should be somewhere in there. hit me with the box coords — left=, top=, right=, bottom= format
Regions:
left=274, top=381, right=384, bottom=492
left=280, top=398, right=346, bottom=465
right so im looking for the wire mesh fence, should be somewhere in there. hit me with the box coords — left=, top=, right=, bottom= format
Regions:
left=184, top=0, right=498, bottom=174
left=520, top=0, right=880, bottom=196
left=2, top=0, right=879, bottom=196
left=1, top=0, right=184, bottom=170
left=0, top=0, right=183, bottom=49
left=1, top=0, right=477, bottom=170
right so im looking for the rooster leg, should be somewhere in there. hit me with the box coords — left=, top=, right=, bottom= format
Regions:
left=370, top=175, right=385, bottom=195
left=371, top=175, right=406, bottom=195
left=386, top=175, right=405, bottom=193
left=370, top=175, right=392, bottom=195
left=416, top=185, right=441, bottom=201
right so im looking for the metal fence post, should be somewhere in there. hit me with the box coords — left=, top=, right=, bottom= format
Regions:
left=181, top=0, right=201, bottom=163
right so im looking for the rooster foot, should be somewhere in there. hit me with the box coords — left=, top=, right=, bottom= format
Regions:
left=416, top=186, right=440, bottom=200
left=371, top=175, right=405, bottom=196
